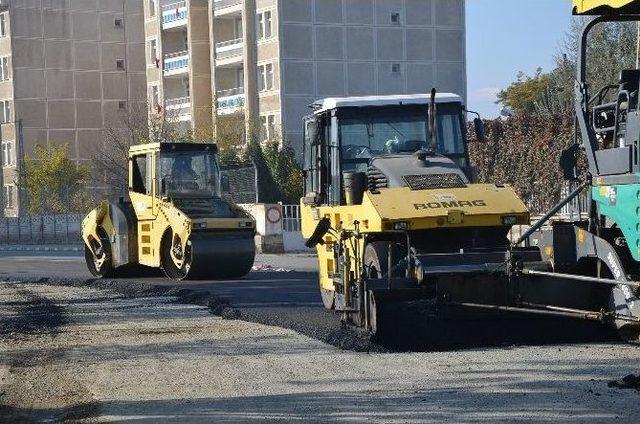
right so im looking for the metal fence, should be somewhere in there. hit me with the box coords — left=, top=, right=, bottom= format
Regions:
left=0, top=214, right=83, bottom=244
left=282, top=204, right=301, bottom=232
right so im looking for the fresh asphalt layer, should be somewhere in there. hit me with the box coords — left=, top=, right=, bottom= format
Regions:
left=0, top=250, right=619, bottom=351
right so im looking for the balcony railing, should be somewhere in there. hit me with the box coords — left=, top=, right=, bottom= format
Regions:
left=213, top=0, right=242, bottom=11
left=215, top=38, right=243, bottom=60
left=217, top=87, right=245, bottom=113
left=164, top=50, right=189, bottom=73
left=162, top=1, right=187, bottom=25
left=165, top=96, right=191, bottom=116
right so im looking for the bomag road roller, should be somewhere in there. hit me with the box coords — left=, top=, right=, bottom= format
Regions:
left=82, top=142, right=256, bottom=280
left=299, top=90, right=555, bottom=334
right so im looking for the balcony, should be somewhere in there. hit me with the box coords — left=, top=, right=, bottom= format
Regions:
left=164, top=50, right=189, bottom=76
left=165, top=96, right=191, bottom=121
left=215, top=38, right=243, bottom=66
left=217, top=87, right=244, bottom=115
left=213, top=0, right=242, bottom=16
left=162, top=1, right=187, bottom=29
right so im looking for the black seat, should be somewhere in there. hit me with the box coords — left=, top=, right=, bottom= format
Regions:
left=619, top=69, right=640, bottom=109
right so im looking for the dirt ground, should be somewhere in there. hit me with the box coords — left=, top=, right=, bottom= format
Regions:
left=1, top=281, right=640, bottom=423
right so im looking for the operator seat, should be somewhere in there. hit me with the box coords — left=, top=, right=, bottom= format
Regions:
left=614, top=69, right=640, bottom=146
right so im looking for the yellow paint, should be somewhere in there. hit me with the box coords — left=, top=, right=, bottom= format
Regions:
left=301, top=183, right=530, bottom=292
left=573, top=0, right=638, bottom=14
left=578, top=229, right=585, bottom=244
left=544, top=246, right=553, bottom=257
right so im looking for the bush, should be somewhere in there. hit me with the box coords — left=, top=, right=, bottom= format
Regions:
left=468, top=115, right=577, bottom=214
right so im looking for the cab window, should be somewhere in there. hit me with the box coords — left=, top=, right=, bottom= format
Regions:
left=131, top=154, right=148, bottom=194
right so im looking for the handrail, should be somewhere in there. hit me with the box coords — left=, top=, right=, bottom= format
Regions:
left=217, top=87, right=244, bottom=98
left=162, top=1, right=186, bottom=13
left=164, top=50, right=188, bottom=60
left=213, top=0, right=242, bottom=10
left=216, top=38, right=243, bottom=49
left=165, top=96, right=191, bottom=108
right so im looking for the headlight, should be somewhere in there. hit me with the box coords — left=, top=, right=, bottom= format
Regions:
left=501, top=215, right=518, bottom=226
left=393, top=221, right=409, bottom=231
left=192, top=222, right=207, bottom=230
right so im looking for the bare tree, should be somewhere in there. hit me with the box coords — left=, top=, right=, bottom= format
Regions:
left=92, top=103, right=191, bottom=198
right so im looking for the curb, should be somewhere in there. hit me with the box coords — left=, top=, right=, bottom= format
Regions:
left=0, top=245, right=83, bottom=252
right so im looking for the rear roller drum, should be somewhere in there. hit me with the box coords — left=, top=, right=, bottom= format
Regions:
left=320, top=288, right=335, bottom=310
left=85, top=227, right=114, bottom=278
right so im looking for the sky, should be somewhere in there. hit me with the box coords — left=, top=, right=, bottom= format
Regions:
left=466, top=0, right=573, bottom=118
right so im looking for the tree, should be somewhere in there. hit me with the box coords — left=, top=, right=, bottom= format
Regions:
left=497, top=68, right=552, bottom=115
left=93, top=103, right=194, bottom=198
left=19, top=143, right=90, bottom=215
left=498, top=19, right=638, bottom=117
left=262, top=140, right=304, bottom=204
left=214, top=113, right=244, bottom=164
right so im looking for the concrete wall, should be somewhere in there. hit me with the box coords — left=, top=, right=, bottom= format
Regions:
left=278, top=0, right=466, bottom=157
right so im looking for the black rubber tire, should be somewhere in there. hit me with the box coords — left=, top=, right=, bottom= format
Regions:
left=320, top=288, right=335, bottom=310
left=161, top=231, right=192, bottom=281
left=363, top=241, right=405, bottom=279
left=617, top=325, right=640, bottom=344
left=84, top=228, right=114, bottom=278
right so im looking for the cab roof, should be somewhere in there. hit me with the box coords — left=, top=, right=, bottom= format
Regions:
left=572, top=0, right=640, bottom=14
left=128, top=142, right=218, bottom=156
left=311, top=93, right=462, bottom=114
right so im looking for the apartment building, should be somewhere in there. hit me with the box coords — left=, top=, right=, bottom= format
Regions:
left=0, top=0, right=146, bottom=217
left=145, top=0, right=465, bottom=156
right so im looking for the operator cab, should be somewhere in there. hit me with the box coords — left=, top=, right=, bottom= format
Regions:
left=302, top=93, right=475, bottom=206
left=129, top=143, right=233, bottom=218
left=589, top=68, right=640, bottom=176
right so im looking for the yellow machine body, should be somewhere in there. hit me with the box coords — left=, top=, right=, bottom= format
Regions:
left=82, top=142, right=256, bottom=280
left=302, top=184, right=529, bottom=292
left=573, top=0, right=640, bottom=14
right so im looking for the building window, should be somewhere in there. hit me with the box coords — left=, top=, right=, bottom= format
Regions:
left=260, top=114, right=278, bottom=141
left=0, top=100, right=11, bottom=123
left=391, top=12, right=401, bottom=25
left=0, top=13, right=7, bottom=37
left=2, top=141, right=12, bottom=166
left=257, top=10, right=273, bottom=40
left=0, top=56, right=9, bottom=81
left=148, top=0, right=156, bottom=17
left=115, top=18, right=123, bottom=28
left=148, top=39, right=158, bottom=67
left=258, top=63, right=274, bottom=92
left=118, top=101, right=127, bottom=110
left=116, top=59, right=125, bottom=70
left=3, top=184, right=14, bottom=209
left=391, top=63, right=401, bottom=74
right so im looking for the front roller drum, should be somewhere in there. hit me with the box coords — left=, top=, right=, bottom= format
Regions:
left=162, top=231, right=256, bottom=280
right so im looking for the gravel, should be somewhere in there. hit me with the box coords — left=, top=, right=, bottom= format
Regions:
left=2, top=281, right=640, bottom=423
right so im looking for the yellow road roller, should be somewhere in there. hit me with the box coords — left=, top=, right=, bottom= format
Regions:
left=82, top=142, right=256, bottom=280
left=301, top=91, right=541, bottom=333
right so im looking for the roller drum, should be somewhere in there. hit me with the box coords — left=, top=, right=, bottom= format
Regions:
left=186, top=231, right=256, bottom=280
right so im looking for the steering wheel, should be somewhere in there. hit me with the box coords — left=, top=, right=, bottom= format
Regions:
left=344, top=145, right=371, bottom=159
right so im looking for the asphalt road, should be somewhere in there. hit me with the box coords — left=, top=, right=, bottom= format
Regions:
left=3, top=281, right=639, bottom=423
left=0, top=251, right=619, bottom=351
